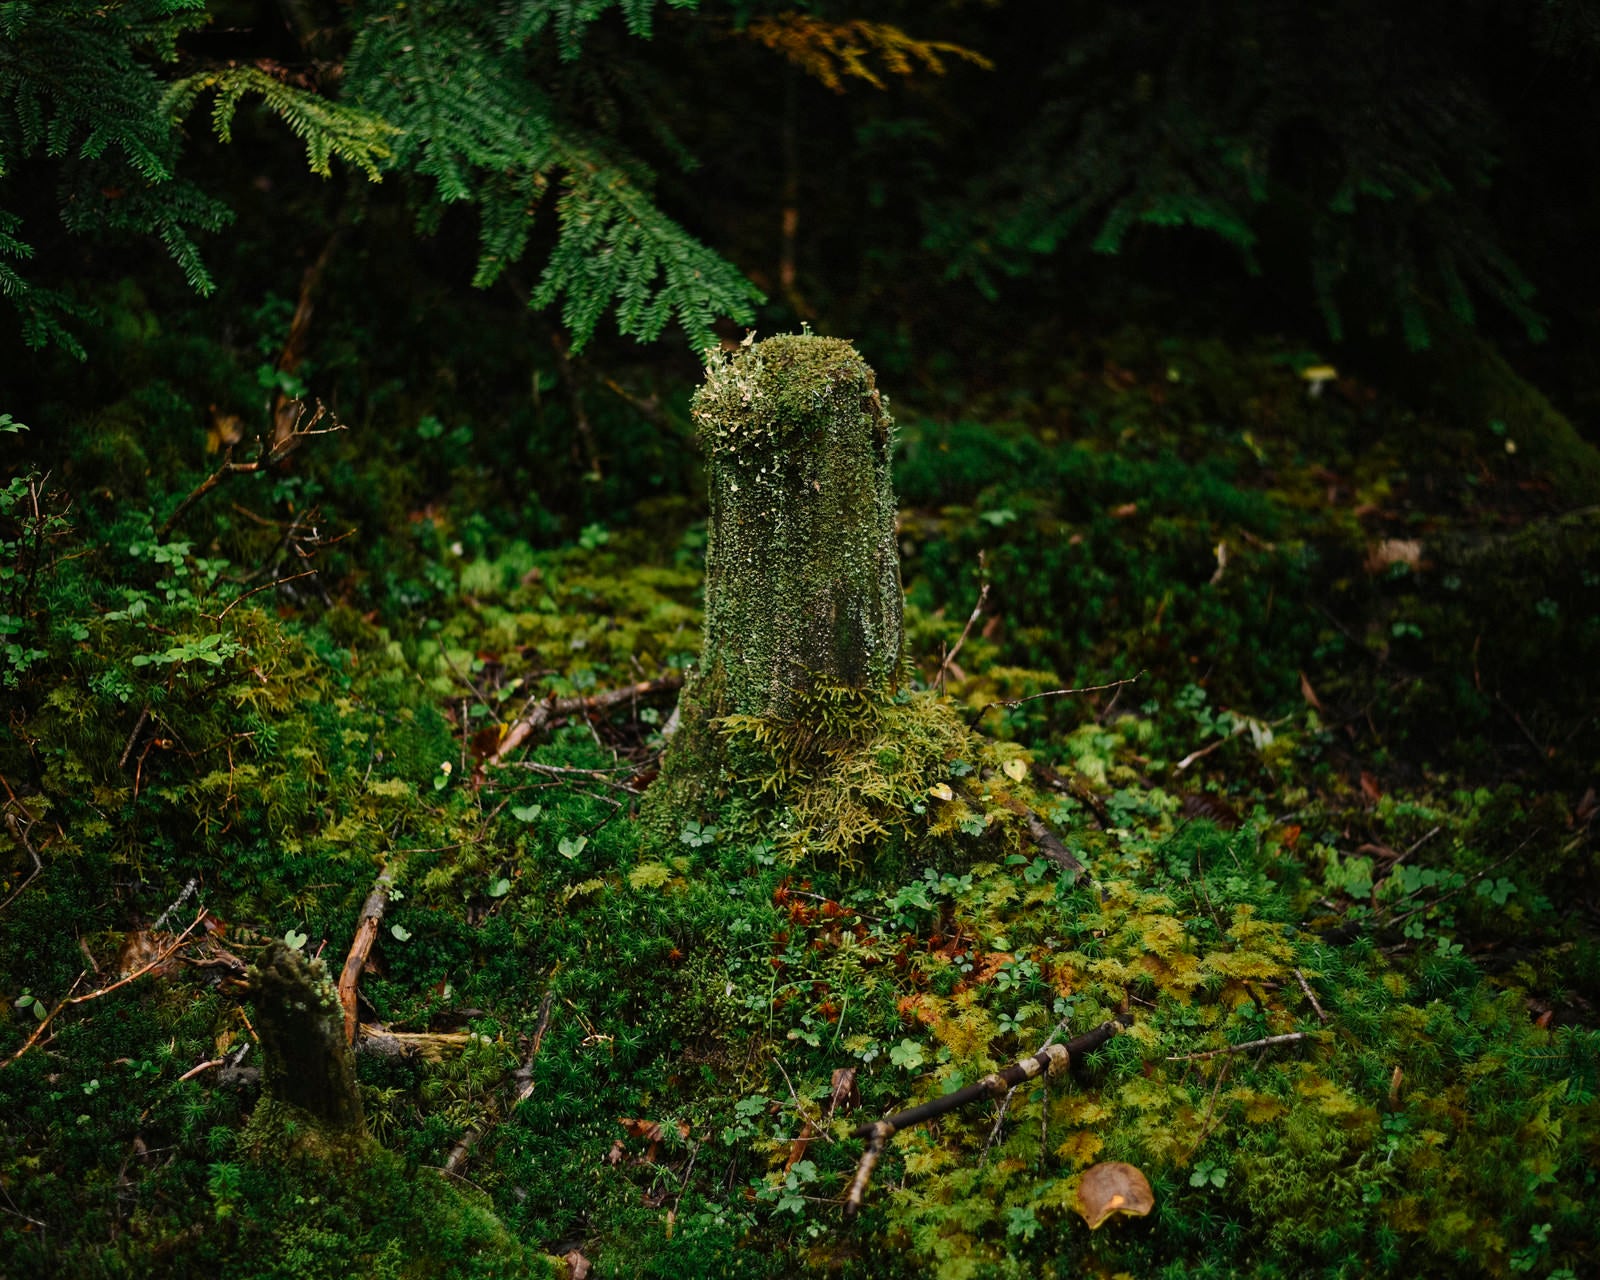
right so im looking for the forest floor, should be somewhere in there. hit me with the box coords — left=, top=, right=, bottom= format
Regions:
left=1, top=326, right=1597, bottom=1278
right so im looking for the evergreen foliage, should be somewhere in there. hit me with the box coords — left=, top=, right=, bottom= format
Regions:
left=0, top=0, right=759, bottom=358
left=344, top=0, right=760, bottom=352
left=933, top=0, right=1572, bottom=347
left=0, top=0, right=215, bottom=355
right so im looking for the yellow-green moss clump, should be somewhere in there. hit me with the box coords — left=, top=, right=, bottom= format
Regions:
left=646, top=334, right=905, bottom=839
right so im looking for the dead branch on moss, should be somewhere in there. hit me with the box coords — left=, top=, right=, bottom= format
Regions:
left=358, top=1026, right=488, bottom=1060
left=1294, top=969, right=1329, bottom=1023
left=842, top=1014, right=1132, bottom=1218
left=1024, top=814, right=1087, bottom=877
left=937, top=576, right=988, bottom=694
left=981, top=1015, right=1069, bottom=1160
left=442, top=991, right=556, bottom=1174
left=486, top=677, right=684, bottom=771
left=338, top=862, right=397, bottom=1046
left=971, top=671, right=1144, bottom=722
left=157, top=402, right=344, bottom=540
left=0, top=804, right=44, bottom=914
left=1165, top=1031, right=1315, bottom=1062
left=2, top=908, right=208, bottom=1069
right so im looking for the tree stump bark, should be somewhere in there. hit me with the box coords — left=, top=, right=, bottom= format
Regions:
left=646, top=334, right=903, bottom=828
left=249, top=942, right=364, bottom=1133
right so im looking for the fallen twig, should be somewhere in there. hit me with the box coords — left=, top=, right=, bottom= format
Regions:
left=972, top=672, right=1144, bottom=721
left=981, top=1012, right=1080, bottom=1162
left=2, top=908, right=208, bottom=1069
left=488, top=677, right=683, bottom=769
left=117, top=706, right=151, bottom=770
left=0, top=807, right=44, bottom=914
left=443, top=991, right=556, bottom=1174
left=1293, top=969, right=1329, bottom=1024
left=212, top=568, right=319, bottom=622
left=338, top=863, right=397, bottom=1045
left=1173, top=721, right=1249, bottom=773
left=1024, top=814, right=1087, bottom=877
left=843, top=1015, right=1131, bottom=1218
left=156, top=402, right=343, bottom=540
left=937, top=577, right=988, bottom=694
left=1165, top=1031, right=1315, bottom=1062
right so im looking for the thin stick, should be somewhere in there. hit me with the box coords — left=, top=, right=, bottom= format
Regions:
left=156, top=404, right=343, bottom=539
left=151, top=878, right=198, bottom=931
left=937, top=578, right=989, bottom=693
left=3, top=909, right=208, bottom=1069
left=338, top=863, right=397, bottom=1046
left=212, top=569, right=319, bottom=622
left=1293, top=969, right=1329, bottom=1024
left=0, top=811, right=43, bottom=913
left=117, top=706, right=152, bottom=770
left=1184, top=1057, right=1233, bottom=1157
left=1386, top=842, right=1527, bottom=929
left=443, top=991, right=556, bottom=1174
left=489, top=677, right=683, bottom=767
left=1165, top=1031, right=1314, bottom=1062
left=1173, top=721, right=1249, bottom=773
left=981, top=1011, right=1078, bottom=1161
left=843, top=1015, right=1131, bottom=1218
left=973, top=671, right=1144, bottom=720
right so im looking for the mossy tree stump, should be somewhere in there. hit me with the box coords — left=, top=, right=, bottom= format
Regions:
left=249, top=942, right=364, bottom=1133
left=646, top=334, right=904, bottom=831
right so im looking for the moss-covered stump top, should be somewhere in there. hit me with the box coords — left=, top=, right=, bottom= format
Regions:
left=690, top=334, right=902, bottom=718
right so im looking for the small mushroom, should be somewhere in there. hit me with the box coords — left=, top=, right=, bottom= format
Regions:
left=1300, top=365, right=1338, bottom=398
left=1074, top=1161, right=1155, bottom=1230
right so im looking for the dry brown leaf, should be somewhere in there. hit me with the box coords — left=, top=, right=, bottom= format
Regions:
left=829, top=1066, right=859, bottom=1113
left=1575, top=787, right=1598, bottom=826
left=1364, top=539, right=1424, bottom=575
left=1075, top=1161, right=1155, bottom=1229
left=116, top=930, right=179, bottom=979
left=1298, top=670, right=1324, bottom=712
left=561, top=1250, right=591, bottom=1280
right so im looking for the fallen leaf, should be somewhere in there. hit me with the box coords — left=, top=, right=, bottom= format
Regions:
left=1002, top=758, right=1028, bottom=783
left=928, top=782, right=954, bottom=802
left=561, top=1249, right=591, bottom=1280
left=1075, top=1161, right=1155, bottom=1229
left=1364, top=539, right=1424, bottom=575
left=1359, top=772, right=1383, bottom=806
left=829, top=1066, right=859, bottom=1113
left=1298, top=670, right=1324, bottom=712
left=117, top=930, right=176, bottom=978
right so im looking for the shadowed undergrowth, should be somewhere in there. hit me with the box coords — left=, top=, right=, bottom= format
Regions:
left=2, top=328, right=1597, bottom=1278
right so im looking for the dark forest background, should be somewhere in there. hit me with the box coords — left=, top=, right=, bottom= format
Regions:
left=3, top=4, right=1599, bottom=1278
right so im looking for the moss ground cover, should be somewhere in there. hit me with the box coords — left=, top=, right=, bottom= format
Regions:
left=2, top=327, right=1596, bottom=1278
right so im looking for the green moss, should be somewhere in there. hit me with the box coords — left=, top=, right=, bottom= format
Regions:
left=689, top=334, right=902, bottom=717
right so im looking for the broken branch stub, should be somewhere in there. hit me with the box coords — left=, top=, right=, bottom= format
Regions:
left=249, top=943, right=364, bottom=1132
